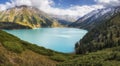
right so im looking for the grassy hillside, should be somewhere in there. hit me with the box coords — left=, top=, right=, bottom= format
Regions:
left=59, top=46, right=120, bottom=66
left=0, top=30, right=78, bottom=66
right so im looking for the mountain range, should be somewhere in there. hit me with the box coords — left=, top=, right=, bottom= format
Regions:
left=69, top=6, right=120, bottom=30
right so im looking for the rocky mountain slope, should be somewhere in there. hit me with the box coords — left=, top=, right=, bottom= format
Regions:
left=69, top=6, right=120, bottom=30
left=50, top=15, right=76, bottom=26
left=0, top=5, right=62, bottom=29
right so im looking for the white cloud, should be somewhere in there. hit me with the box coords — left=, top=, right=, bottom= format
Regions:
left=0, top=2, right=14, bottom=11
left=95, top=0, right=120, bottom=7
left=11, top=0, right=32, bottom=6
left=0, top=4, right=7, bottom=11
left=0, top=0, right=104, bottom=19
left=43, top=5, right=103, bottom=18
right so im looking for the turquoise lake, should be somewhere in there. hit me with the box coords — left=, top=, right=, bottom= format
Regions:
left=5, top=28, right=87, bottom=53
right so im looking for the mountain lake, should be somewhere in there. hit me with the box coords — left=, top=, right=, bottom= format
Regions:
left=4, top=28, right=87, bottom=53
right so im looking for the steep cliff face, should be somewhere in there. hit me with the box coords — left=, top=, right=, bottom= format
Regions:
left=0, top=5, right=62, bottom=29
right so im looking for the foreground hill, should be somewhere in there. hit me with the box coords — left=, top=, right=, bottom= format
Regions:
left=59, top=46, right=120, bottom=66
left=0, top=30, right=76, bottom=66
left=0, top=5, right=62, bottom=29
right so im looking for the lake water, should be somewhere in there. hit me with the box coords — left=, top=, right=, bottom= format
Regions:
left=5, top=28, right=87, bottom=53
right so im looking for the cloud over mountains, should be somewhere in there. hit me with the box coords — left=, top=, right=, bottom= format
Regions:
left=0, top=0, right=120, bottom=19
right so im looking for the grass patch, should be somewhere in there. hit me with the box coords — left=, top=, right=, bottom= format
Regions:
left=3, top=41, right=24, bottom=53
left=22, top=41, right=55, bottom=56
left=50, top=55, right=67, bottom=62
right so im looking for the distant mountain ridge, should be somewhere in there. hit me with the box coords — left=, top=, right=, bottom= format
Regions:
left=50, top=15, right=77, bottom=22
left=0, top=5, right=62, bottom=29
left=50, top=15, right=77, bottom=26
left=69, top=6, right=120, bottom=30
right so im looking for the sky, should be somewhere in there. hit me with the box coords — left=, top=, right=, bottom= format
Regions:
left=53, top=0, right=96, bottom=8
left=0, top=0, right=120, bottom=19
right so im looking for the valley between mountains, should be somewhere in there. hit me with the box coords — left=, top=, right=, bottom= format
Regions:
left=0, top=5, right=120, bottom=66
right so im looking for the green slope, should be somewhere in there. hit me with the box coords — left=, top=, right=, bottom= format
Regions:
left=59, top=46, right=120, bottom=66
left=0, top=30, right=75, bottom=66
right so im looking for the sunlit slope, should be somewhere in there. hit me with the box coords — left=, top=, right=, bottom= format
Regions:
left=0, top=5, right=62, bottom=29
